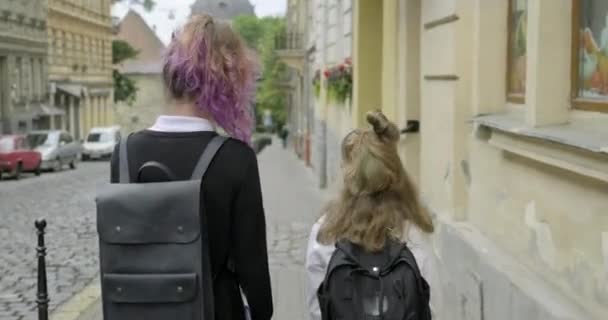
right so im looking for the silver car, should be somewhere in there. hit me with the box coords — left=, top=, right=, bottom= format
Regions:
left=27, top=131, right=81, bottom=171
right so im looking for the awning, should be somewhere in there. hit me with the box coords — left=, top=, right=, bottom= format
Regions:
left=56, top=84, right=84, bottom=97
left=38, top=104, right=65, bottom=116
left=28, top=104, right=66, bottom=118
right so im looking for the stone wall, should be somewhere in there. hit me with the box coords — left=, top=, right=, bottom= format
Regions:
left=114, top=74, right=165, bottom=134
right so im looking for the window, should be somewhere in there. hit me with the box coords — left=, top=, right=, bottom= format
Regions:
left=30, top=58, right=36, bottom=97
left=50, top=29, right=55, bottom=65
left=0, top=137, right=14, bottom=152
left=16, top=57, right=23, bottom=98
left=28, top=132, right=56, bottom=147
left=15, top=137, right=27, bottom=150
left=572, top=0, right=608, bottom=112
left=61, top=132, right=73, bottom=144
left=39, top=58, right=45, bottom=95
left=506, top=0, right=527, bottom=103
left=87, top=132, right=113, bottom=143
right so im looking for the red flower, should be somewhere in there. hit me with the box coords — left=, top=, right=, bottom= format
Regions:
left=323, top=69, right=330, bottom=78
left=338, top=64, right=345, bottom=72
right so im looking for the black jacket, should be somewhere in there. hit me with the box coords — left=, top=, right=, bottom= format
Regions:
left=110, top=130, right=273, bottom=320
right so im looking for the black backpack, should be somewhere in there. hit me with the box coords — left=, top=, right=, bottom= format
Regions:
left=96, top=135, right=227, bottom=320
left=317, top=239, right=432, bottom=320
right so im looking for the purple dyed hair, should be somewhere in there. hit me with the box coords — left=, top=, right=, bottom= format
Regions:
left=163, top=15, right=258, bottom=144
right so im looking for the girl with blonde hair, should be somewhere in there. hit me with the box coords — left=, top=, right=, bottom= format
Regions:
left=306, top=111, right=443, bottom=320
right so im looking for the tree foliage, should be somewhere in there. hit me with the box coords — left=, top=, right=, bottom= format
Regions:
left=112, top=40, right=139, bottom=64
left=233, top=15, right=289, bottom=130
left=111, top=1, right=154, bottom=106
left=112, top=40, right=140, bottom=105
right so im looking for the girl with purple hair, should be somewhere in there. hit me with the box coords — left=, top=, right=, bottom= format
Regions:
left=110, top=14, right=272, bottom=320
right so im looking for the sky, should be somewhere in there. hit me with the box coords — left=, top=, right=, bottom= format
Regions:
left=112, top=0, right=287, bottom=45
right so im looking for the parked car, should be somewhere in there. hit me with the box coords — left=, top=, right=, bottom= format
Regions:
left=82, top=126, right=121, bottom=161
left=27, top=130, right=81, bottom=172
left=0, top=135, right=42, bottom=180
left=253, top=134, right=272, bottom=154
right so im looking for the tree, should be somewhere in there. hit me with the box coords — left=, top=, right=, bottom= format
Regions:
left=112, top=40, right=139, bottom=105
left=111, top=0, right=153, bottom=105
left=232, top=16, right=289, bottom=130
left=232, top=15, right=265, bottom=50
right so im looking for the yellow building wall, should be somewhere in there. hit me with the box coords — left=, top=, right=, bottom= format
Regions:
left=352, top=0, right=608, bottom=317
left=351, top=0, right=382, bottom=128
left=48, top=0, right=114, bottom=135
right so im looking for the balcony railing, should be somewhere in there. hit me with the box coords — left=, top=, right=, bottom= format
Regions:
left=275, top=32, right=304, bottom=51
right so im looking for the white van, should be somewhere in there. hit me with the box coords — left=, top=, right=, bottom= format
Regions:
left=82, top=126, right=121, bottom=160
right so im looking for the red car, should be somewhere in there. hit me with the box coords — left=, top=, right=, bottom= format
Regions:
left=0, top=135, right=42, bottom=180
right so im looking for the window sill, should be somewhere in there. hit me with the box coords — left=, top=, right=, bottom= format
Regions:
left=473, top=110, right=608, bottom=183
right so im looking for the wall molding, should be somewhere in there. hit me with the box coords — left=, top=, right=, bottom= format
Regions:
left=424, top=74, right=459, bottom=81
left=424, top=14, right=459, bottom=30
left=487, top=130, right=608, bottom=184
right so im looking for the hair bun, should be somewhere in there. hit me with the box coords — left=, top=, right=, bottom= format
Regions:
left=366, top=110, right=399, bottom=142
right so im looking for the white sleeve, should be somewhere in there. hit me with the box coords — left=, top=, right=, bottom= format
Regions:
left=420, top=248, right=444, bottom=319
left=406, top=226, right=444, bottom=320
left=305, top=221, right=335, bottom=320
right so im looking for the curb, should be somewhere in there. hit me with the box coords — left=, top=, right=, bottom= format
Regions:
left=50, top=277, right=101, bottom=320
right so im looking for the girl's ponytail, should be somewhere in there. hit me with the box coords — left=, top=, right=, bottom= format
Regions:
left=366, top=110, right=400, bottom=143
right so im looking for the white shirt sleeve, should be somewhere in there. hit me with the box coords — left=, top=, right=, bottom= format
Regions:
left=406, top=226, right=444, bottom=319
left=305, top=220, right=335, bottom=320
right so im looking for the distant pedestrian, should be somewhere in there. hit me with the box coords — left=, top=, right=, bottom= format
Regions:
left=105, top=14, right=272, bottom=320
left=305, top=111, right=443, bottom=320
left=279, top=125, right=289, bottom=149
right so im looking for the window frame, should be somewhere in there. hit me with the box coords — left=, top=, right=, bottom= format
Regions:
left=570, top=0, right=608, bottom=112
left=506, top=0, right=527, bottom=104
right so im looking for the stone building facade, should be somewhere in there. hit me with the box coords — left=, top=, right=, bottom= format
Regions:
left=114, top=10, right=165, bottom=134
left=0, top=0, right=53, bottom=134
left=280, top=0, right=353, bottom=188
left=47, top=0, right=114, bottom=141
left=286, top=0, right=608, bottom=319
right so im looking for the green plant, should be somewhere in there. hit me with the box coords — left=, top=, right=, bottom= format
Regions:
left=233, top=15, right=289, bottom=130
left=112, top=40, right=139, bottom=64
left=113, top=70, right=138, bottom=105
left=323, top=58, right=353, bottom=104
left=112, top=40, right=140, bottom=105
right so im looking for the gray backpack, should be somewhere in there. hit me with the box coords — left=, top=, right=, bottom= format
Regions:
left=96, top=135, right=227, bottom=320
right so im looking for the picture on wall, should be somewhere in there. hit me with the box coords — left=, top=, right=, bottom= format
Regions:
left=578, top=0, right=608, bottom=101
left=508, top=0, right=527, bottom=98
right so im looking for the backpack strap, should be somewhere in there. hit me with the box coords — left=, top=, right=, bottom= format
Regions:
left=190, top=135, right=228, bottom=320
left=118, top=134, right=132, bottom=183
left=190, top=135, right=228, bottom=180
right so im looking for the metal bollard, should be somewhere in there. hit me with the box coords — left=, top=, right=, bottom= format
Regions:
left=35, top=220, right=49, bottom=320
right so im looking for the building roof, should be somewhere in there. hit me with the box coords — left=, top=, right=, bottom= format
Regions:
left=190, top=0, right=255, bottom=20
left=116, top=10, right=166, bottom=75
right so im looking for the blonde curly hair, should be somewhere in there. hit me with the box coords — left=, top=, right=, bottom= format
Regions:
left=318, top=110, right=434, bottom=252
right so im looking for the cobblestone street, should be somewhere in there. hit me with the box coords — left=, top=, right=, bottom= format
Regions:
left=0, top=140, right=325, bottom=320
left=0, top=163, right=108, bottom=320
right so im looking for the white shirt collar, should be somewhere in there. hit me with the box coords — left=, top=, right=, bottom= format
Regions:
left=148, top=115, right=216, bottom=133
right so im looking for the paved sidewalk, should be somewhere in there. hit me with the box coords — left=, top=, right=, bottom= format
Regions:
left=60, top=139, right=325, bottom=320
left=260, top=140, right=325, bottom=320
